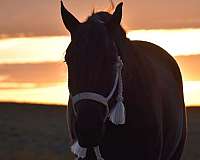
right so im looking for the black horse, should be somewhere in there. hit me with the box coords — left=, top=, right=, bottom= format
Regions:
left=61, top=1, right=186, bottom=160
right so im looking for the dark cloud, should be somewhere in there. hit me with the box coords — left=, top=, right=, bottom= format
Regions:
left=0, top=0, right=64, bottom=36
left=0, top=0, right=200, bottom=36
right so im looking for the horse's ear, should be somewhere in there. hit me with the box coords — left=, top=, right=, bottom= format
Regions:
left=106, top=2, right=123, bottom=30
left=61, top=1, right=80, bottom=35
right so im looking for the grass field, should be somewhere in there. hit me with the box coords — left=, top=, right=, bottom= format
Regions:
left=0, top=102, right=199, bottom=160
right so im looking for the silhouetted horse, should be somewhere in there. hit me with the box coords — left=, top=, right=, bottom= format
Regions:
left=61, top=1, right=186, bottom=160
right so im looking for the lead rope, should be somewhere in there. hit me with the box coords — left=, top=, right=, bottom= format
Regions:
left=94, top=146, right=104, bottom=160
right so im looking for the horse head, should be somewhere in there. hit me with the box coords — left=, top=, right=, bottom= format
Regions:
left=61, top=1, right=124, bottom=148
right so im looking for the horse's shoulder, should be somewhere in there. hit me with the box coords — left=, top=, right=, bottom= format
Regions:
left=127, top=40, right=183, bottom=86
left=130, top=40, right=171, bottom=58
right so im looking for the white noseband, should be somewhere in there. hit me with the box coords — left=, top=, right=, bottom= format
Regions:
left=70, top=56, right=124, bottom=121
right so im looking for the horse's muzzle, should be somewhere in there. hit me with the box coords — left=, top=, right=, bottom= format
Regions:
left=76, top=126, right=104, bottom=148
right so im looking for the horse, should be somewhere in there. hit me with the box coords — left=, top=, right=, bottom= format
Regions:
left=61, top=1, right=186, bottom=160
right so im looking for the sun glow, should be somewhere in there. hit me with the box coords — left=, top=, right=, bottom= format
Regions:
left=0, top=28, right=200, bottom=106
left=183, top=81, right=200, bottom=106
left=1, top=28, right=200, bottom=63
left=127, top=28, right=200, bottom=56
left=0, top=36, right=71, bottom=63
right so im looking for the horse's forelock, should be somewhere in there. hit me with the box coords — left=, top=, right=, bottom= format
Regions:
left=88, top=12, right=112, bottom=24
left=86, top=11, right=126, bottom=41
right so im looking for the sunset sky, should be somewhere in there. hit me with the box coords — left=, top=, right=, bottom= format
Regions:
left=0, top=0, right=200, bottom=106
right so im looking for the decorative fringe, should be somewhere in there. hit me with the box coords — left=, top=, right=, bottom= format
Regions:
left=71, top=142, right=105, bottom=160
left=109, top=100, right=125, bottom=125
left=71, top=141, right=87, bottom=159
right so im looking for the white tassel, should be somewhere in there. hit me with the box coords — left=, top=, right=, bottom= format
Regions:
left=71, top=141, right=87, bottom=159
left=109, top=56, right=126, bottom=125
left=109, top=100, right=125, bottom=125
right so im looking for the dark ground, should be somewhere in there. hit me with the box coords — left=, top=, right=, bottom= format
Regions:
left=0, top=102, right=199, bottom=160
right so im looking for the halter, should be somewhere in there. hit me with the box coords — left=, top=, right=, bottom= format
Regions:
left=69, top=56, right=125, bottom=160
left=71, top=56, right=123, bottom=117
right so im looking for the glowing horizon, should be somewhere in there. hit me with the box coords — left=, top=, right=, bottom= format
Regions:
left=0, top=81, right=199, bottom=106
left=0, top=82, right=69, bottom=105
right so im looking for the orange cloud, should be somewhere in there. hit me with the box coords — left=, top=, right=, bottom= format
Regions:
left=175, top=55, right=200, bottom=81
left=0, top=62, right=67, bottom=86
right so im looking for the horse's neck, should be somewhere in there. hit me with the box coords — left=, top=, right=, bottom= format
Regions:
left=113, top=35, right=129, bottom=58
